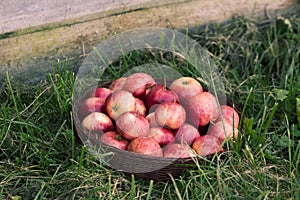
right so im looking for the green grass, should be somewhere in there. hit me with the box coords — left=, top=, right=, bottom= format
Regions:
left=1, top=13, right=300, bottom=199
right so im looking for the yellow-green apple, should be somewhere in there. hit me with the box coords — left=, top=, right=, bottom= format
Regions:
left=79, top=97, right=106, bottom=119
left=127, top=137, right=163, bottom=157
left=148, top=127, right=175, bottom=146
left=135, top=97, right=147, bottom=116
left=145, top=84, right=179, bottom=109
left=99, top=131, right=129, bottom=150
left=216, top=105, right=239, bottom=128
left=89, top=87, right=113, bottom=100
left=163, top=143, right=195, bottom=158
left=206, top=120, right=239, bottom=142
left=174, top=123, right=201, bottom=145
left=145, top=112, right=160, bottom=127
left=81, top=112, right=114, bottom=133
left=169, top=77, right=203, bottom=106
left=155, top=101, right=186, bottom=130
left=186, top=92, right=220, bottom=127
left=192, top=135, right=224, bottom=157
left=105, top=90, right=136, bottom=120
left=122, top=73, right=156, bottom=99
left=116, top=111, right=150, bottom=140
left=109, top=77, right=127, bottom=92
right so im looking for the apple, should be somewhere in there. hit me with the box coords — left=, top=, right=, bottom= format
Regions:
left=174, top=123, right=201, bottom=145
left=116, top=111, right=150, bottom=140
left=206, top=120, right=239, bottom=142
left=79, top=97, right=106, bottom=119
left=135, top=97, right=147, bottom=116
left=155, top=101, right=186, bottom=130
left=105, top=90, right=136, bottom=120
left=148, top=127, right=175, bottom=146
left=145, top=84, right=179, bottom=109
left=81, top=112, right=114, bottom=133
left=186, top=92, right=220, bottom=127
left=109, top=77, right=127, bottom=92
left=145, top=112, right=160, bottom=127
left=99, top=131, right=129, bottom=150
left=122, top=73, right=156, bottom=99
left=127, top=137, right=163, bottom=157
left=163, top=143, right=195, bottom=158
left=192, top=135, right=224, bottom=157
left=216, top=105, right=239, bottom=128
left=169, top=77, right=203, bottom=106
left=89, top=87, right=113, bottom=100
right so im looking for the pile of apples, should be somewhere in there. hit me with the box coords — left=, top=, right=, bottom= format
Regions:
left=78, top=72, right=239, bottom=158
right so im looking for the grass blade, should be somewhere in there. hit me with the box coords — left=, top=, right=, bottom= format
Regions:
left=146, top=180, right=154, bottom=200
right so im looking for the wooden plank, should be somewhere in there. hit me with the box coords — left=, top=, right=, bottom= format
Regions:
left=0, top=0, right=187, bottom=34
left=0, top=0, right=298, bottom=83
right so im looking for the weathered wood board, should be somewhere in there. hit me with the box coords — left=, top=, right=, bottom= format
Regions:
left=0, top=0, right=298, bottom=83
left=0, top=0, right=186, bottom=34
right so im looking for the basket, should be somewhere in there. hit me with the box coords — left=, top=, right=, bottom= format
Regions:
left=72, top=28, right=230, bottom=182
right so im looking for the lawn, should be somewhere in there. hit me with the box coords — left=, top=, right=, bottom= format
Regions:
left=0, top=13, right=299, bottom=199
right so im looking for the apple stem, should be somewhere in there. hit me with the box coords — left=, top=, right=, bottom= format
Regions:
left=164, top=77, right=167, bottom=88
left=115, top=135, right=122, bottom=141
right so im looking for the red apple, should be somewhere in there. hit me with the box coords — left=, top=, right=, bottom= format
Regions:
left=169, top=77, right=203, bottom=106
left=105, top=90, right=136, bottom=120
left=192, top=135, right=224, bottom=157
left=186, top=92, right=220, bottom=127
left=99, top=131, right=129, bottom=150
left=206, top=120, right=239, bottom=142
left=174, top=123, right=201, bottom=145
left=116, top=111, right=150, bottom=140
left=109, top=77, right=127, bottom=92
left=135, top=98, right=147, bottom=116
left=127, top=137, right=163, bottom=157
left=89, top=87, right=113, bottom=100
left=155, top=101, right=186, bottom=130
left=148, top=127, right=175, bottom=146
left=122, top=73, right=156, bottom=99
left=81, top=112, right=114, bottom=133
left=216, top=105, right=239, bottom=128
left=145, top=112, right=160, bottom=127
left=79, top=97, right=106, bottom=119
left=145, top=84, right=179, bottom=109
left=163, top=143, right=195, bottom=158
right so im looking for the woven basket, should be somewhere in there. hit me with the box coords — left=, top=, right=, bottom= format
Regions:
left=71, top=28, right=238, bottom=182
